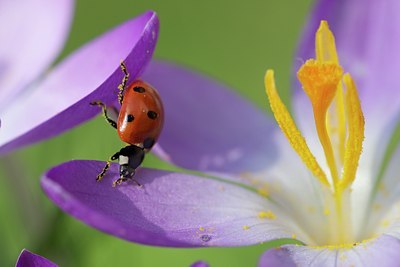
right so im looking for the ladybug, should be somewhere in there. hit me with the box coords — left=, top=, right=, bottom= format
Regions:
left=90, top=62, right=164, bottom=187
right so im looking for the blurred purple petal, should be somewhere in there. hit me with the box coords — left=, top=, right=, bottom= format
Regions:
left=142, top=61, right=278, bottom=174
left=0, top=0, right=74, bottom=108
left=259, top=235, right=400, bottom=267
left=190, top=261, right=209, bottom=267
left=16, top=249, right=57, bottom=267
left=41, top=160, right=298, bottom=247
left=258, top=248, right=296, bottom=267
left=0, top=11, right=158, bottom=154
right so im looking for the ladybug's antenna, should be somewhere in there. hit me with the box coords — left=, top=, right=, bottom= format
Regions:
left=118, top=61, right=130, bottom=105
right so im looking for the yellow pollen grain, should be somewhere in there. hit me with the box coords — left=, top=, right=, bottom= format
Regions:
left=257, top=187, right=269, bottom=197
left=324, top=208, right=330, bottom=216
left=199, top=227, right=205, bottom=231
left=291, top=234, right=297, bottom=239
left=382, top=220, right=390, bottom=227
left=242, top=225, right=250, bottom=230
left=258, top=210, right=276, bottom=220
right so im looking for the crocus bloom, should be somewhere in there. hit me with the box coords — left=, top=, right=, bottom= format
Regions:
left=40, top=1, right=399, bottom=267
left=190, top=261, right=209, bottom=267
left=0, top=0, right=158, bottom=154
left=15, top=249, right=205, bottom=267
left=16, top=249, right=57, bottom=267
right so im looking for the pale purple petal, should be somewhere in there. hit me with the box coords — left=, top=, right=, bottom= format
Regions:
left=16, top=249, right=57, bottom=267
left=258, top=247, right=296, bottom=267
left=0, top=0, right=74, bottom=108
left=41, top=160, right=301, bottom=247
left=363, top=137, right=400, bottom=237
left=259, top=235, right=400, bottom=267
left=0, top=11, right=158, bottom=154
left=190, top=261, right=209, bottom=267
left=142, top=60, right=279, bottom=175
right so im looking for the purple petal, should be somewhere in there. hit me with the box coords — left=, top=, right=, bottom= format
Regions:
left=0, top=0, right=74, bottom=108
left=259, top=235, right=400, bottom=267
left=16, top=249, right=57, bottom=267
left=190, top=261, right=209, bottom=267
left=293, top=0, right=400, bottom=158
left=41, top=160, right=299, bottom=247
left=142, top=60, right=279, bottom=174
left=0, top=11, right=158, bottom=154
left=258, top=248, right=296, bottom=267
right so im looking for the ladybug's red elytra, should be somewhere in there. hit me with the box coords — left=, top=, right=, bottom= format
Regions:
left=90, top=62, right=164, bottom=187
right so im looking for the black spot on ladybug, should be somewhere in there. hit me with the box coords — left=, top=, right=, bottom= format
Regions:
left=133, top=86, right=145, bottom=93
left=143, top=138, right=155, bottom=149
left=147, top=111, right=158, bottom=120
left=127, top=114, right=134, bottom=122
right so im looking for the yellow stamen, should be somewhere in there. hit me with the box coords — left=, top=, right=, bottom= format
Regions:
left=264, top=70, right=329, bottom=186
left=316, top=20, right=347, bottom=163
left=264, top=20, right=366, bottom=245
left=297, top=60, right=343, bottom=187
left=339, top=74, right=365, bottom=189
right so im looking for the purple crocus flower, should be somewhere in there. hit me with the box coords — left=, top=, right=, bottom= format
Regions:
left=0, top=1, right=158, bottom=154
left=9, top=1, right=399, bottom=267
left=190, top=261, right=209, bottom=267
left=16, top=249, right=57, bottom=267
left=15, top=249, right=204, bottom=267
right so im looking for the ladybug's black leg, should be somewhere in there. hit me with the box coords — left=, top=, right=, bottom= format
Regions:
left=96, top=151, right=120, bottom=182
left=112, top=177, right=127, bottom=187
left=117, top=61, right=129, bottom=105
left=131, top=179, right=143, bottom=187
left=112, top=177, right=142, bottom=188
left=90, top=101, right=118, bottom=129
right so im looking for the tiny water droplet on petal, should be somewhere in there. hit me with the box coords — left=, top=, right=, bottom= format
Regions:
left=200, top=234, right=212, bottom=242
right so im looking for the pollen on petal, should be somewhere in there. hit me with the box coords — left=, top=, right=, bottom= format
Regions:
left=324, top=208, right=331, bottom=216
left=258, top=210, right=276, bottom=220
left=242, top=225, right=250, bottom=230
left=257, top=187, right=269, bottom=197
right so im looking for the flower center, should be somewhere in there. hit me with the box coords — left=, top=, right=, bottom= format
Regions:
left=264, top=21, right=365, bottom=245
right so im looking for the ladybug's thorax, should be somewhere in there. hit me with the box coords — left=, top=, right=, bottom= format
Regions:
left=117, top=80, right=164, bottom=149
left=117, top=145, right=145, bottom=178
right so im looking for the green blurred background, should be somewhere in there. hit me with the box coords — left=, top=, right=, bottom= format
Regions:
left=0, top=1, right=313, bottom=266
